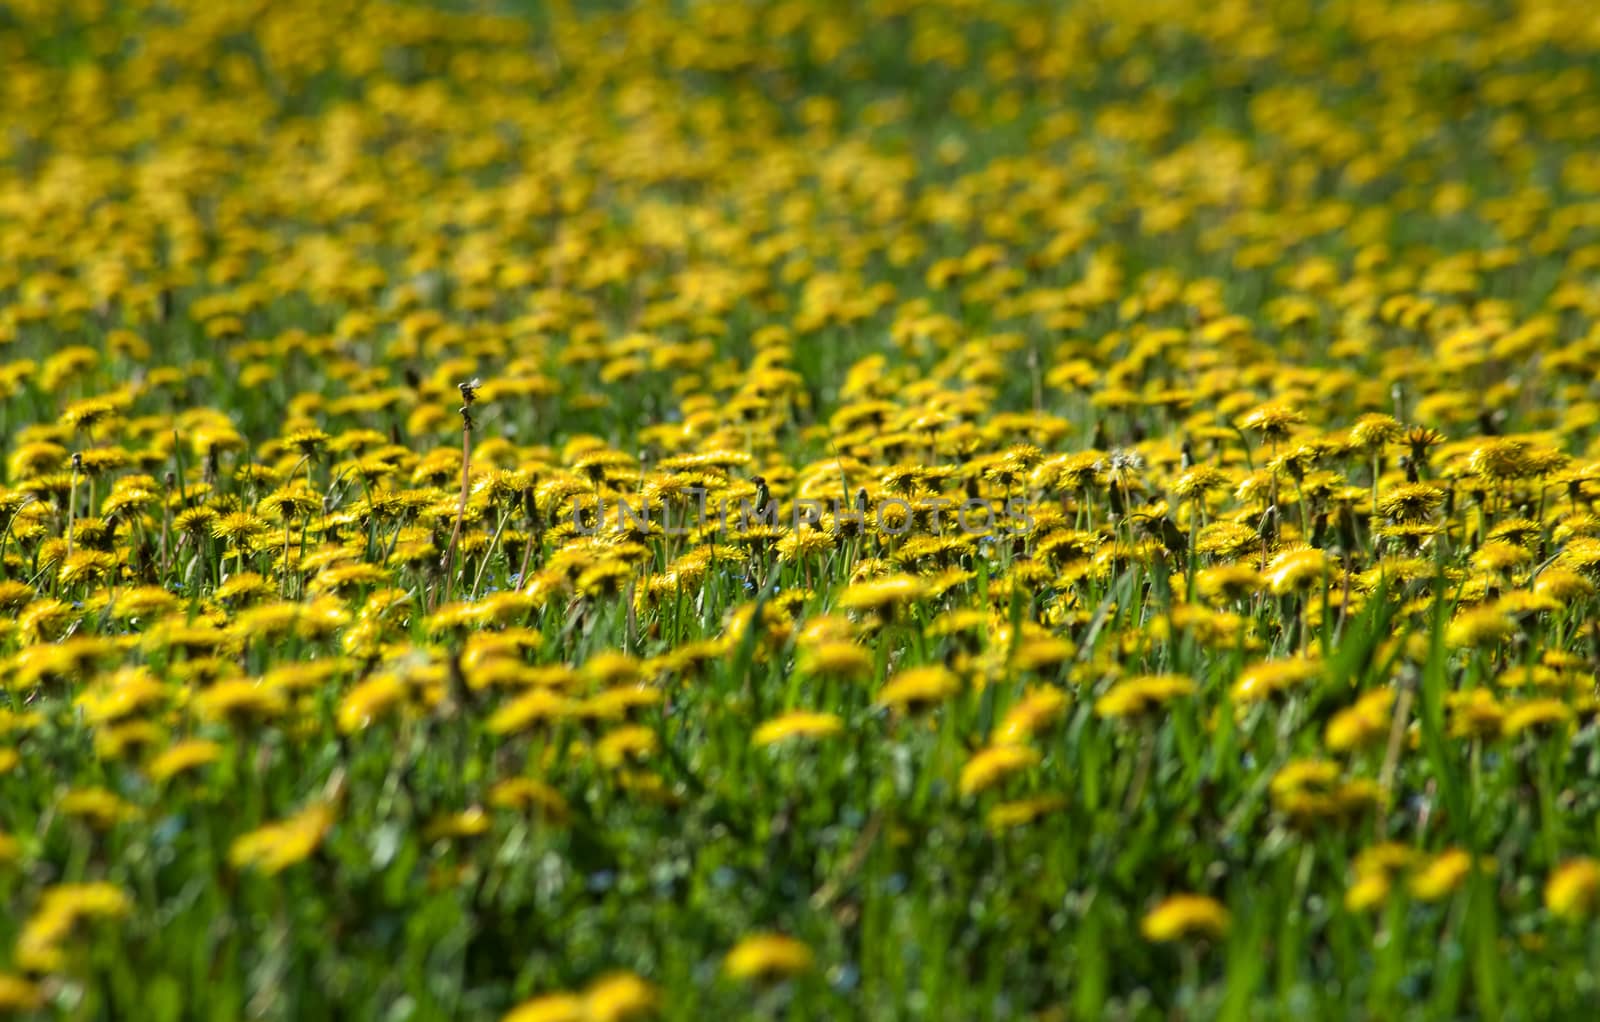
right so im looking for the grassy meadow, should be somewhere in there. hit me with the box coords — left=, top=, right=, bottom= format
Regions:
left=3, top=0, right=1600, bottom=1017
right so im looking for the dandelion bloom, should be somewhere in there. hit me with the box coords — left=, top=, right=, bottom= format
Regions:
left=424, top=807, right=492, bottom=842
left=337, top=675, right=410, bottom=734
left=488, top=690, right=575, bottom=736
left=1468, top=438, right=1535, bottom=481
left=581, top=972, right=658, bottom=1022
left=1446, top=606, right=1514, bottom=649
left=994, top=687, right=1070, bottom=744
left=752, top=711, right=844, bottom=747
left=1140, top=894, right=1230, bottom=942
left=502, top=993, right=584, bottom=1022
left=1232, top=657, right=1320, bottom=705
left=1094, top=674, right=1195, bottom=719
left=1008, top=636, right=1076, bottom=673
left=192, top=679, right=287, bottom=725
left=986, top=795, right=1068, bottom=831
left=1344, top=870, right=1392, bottom=913
left=59, top=787, right=140, bottom=829
left=15, top=882, right=132, bottom=972
left=876, top=666, right=961, bottom=713
left=838, top=574, right=929, bottom=613
left=1269, top=761, right=1383, bottom=819
left=1534, top=567, right=1594, bottom=601
left=1500, top=698, right=1574, bottom=739
left=487, top=779, right=571, bottom=823
left=1264, top=548, right=1330, bottom=596
left=1349, top=414, right=1403, bottom=449
left=1194, top=521, right=1259, bottom=558
left=723, top=933, right=815, bottom=981
left=146, top=739, right=224, bottom=783
left=959, top=744, right=1041, bottom=796
left=1448, top=689, right=1506, bottom=739
left=1324, top=689, right=1395, bottom=753
left=595, top=726, right=658, bottom=769
left=1558, top=537, right=1600, bottom=580
left=229, top=803, right=336, bottom=875
left=1237, top=402, right=1304, bottom=441
left=797, top=641, right=874, bottom=681
left=1376, top=483, right=1445, bottom=523
left=1408, top=849, right=1484, bottom=902
left=1195, top=563, right=1263, bottom=602
left=1545, top=859, right=1600, bottom=921
left=0, top=974, right=42, bottom=1011
left=211, top=510, right=270, bottom=547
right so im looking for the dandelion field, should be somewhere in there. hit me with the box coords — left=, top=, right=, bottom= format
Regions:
left=4, top=0, right=1600, bottom=1017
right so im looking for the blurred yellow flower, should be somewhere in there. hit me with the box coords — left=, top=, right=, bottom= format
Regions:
left=1140, top=894, right=1230, bottom=942
left=1545, top=859, right=1600, bottom=921
left=959, top=744, right=1041, bottom=796
left=1095, top=674, right=1195, bottom=719
left=723, top=932, right=814, bottom=981
left=229, top=803, right=336, bottom=876
left=146, top=739, right=224, bottom=783
left=752, top=711, right=844, bottom=747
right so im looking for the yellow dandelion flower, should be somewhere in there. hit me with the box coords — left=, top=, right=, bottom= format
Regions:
left=1446, top=606, right=1514, bottom=649
left=336, top=674, right=409, bottom=734
left=229, top=803, right=336, bottom=876
left=502, top=993, right=585, bottom=1022
left=838, top=574, right=929, bottom=613
left=985, top=794, right=1068, bottom=831
left=1009, top=636, right=1076, bottom=673
left=1559, top=537, right=1600, bottom=579
left=798, top=641, right=874, bottom=680
left=1500, top=698, right=1574, bottom=739
left=577, top=686, right=663, bottom=724
left=1468, top=438, right=1535, bottom=481
left=876, top=665, right=961, bottom=713
left=488, top=690, right=575, bottom=735
left=1264, top=547, right=1330, bottom=596
left=1194, top=521, right=1260, bottom=558
left=994, top=687, right=1070, bottom=744
left=1095, top=674, right=1195, bottom=719
left=15, top=882, right=132, bottom=973
left=1232, top=657, right=1320, bottom=705
left=192, top=679, right=287, bottom=725
left=1325, top=689, right=1396, bottom=753
left=1140, top=894, right=1230, bottom=942
left=1545, top=859, right=1600, bottom=921
left=211, top=510, right=270, bottom=547
left=1349, top=414, right=1403, bottom=449
left=1237, top=402, right=1304, bottom=441
left=596, top=726, right=658, bottom=769
left=582, top=972, right=658, bottom=1022
left=959, top=743, right=1041, bottom=796
left=1408, top=849, right=1482, bottom=902
left=0, top=973, right=43, bottom=1011
left=752, top=711, right=844, bottom=747
left=1473, top=541, right=1531, bottom=575
left=487, top=779, right=571, bottom=823
left=147, top=739, right=224, bottom=783
left=1534, top=567, right=1593, bottom=601
left=723, top=933, right=814, bottom=982
left=59, top=787, right=140, bottom=829
left=424, top=807, right=492, bottom=842
left=1195, top=563, right=1263, bottom=602
left=1344, top=870, right=1392, bottom=913
left=1448, top=689, right=1506, bottom=739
